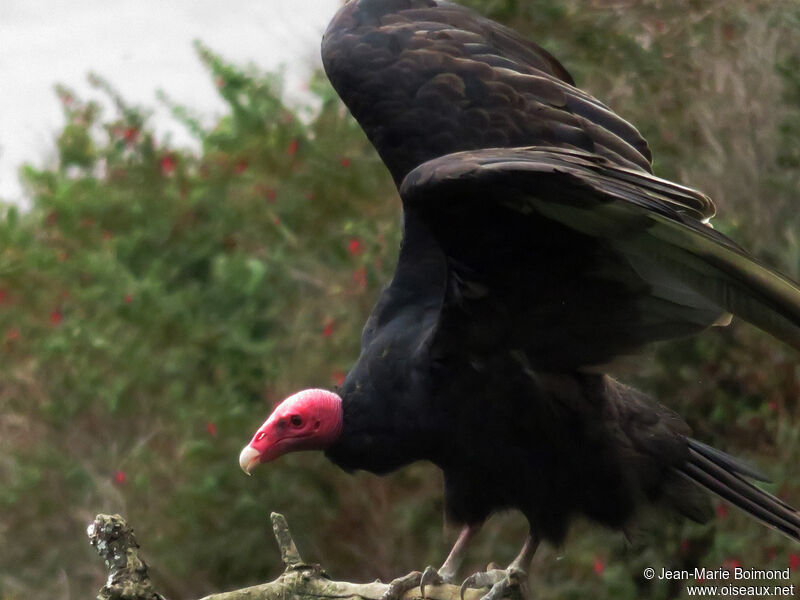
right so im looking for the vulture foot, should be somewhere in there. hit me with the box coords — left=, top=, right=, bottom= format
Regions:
left=459, top=566, right=527, bottom=600
left=381, top=571, right=422, bottom=600
left=420, top=565, right=455, bottom=597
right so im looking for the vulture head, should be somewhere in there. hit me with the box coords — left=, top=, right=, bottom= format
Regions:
left=239, top=388, right=343, bottom=474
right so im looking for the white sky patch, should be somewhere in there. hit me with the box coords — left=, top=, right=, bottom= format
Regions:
left=0, top=0, right=340, bottom=207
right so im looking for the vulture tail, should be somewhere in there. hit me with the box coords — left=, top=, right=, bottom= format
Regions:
left=678, top=438, right=800, bottom=542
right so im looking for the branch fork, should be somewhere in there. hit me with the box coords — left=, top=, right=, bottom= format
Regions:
left=88, top=512, right=489, bottom=600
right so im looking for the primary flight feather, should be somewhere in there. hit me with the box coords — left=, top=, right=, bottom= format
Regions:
left=240, top=2, right=800, bottom=597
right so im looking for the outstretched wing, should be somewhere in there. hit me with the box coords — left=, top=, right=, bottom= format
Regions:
left=400, top=147, right=800, bottom=368
left=322, top=0, right=653, bottom=185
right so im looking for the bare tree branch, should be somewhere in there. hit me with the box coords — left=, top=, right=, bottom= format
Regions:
left=88, top=512, right=495, bottom=600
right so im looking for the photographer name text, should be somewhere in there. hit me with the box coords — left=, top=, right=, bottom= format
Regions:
left=657, top=567, right=792, bottom=581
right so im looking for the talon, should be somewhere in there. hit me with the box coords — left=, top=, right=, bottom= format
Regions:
left=460, top=579, right=470, bottom=600
left=478, top=569, right=527, bottom=600
left=460, top=571, right=500, bottom=600
left=420, top=566, right=443, bottom=598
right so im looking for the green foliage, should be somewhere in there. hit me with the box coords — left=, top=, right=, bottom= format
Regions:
left=1, top=3, right=800, bottom=600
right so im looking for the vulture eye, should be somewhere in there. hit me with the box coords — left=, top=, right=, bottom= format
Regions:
left=255, top=431, right=266, bottom=441
left=290, top=415, right=303, bottom=427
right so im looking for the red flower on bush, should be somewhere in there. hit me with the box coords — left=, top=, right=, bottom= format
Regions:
left=340, top=157, right=351, bottom=168
left=332, top=371, right=346, bottom=386
left=790, top=553, right=800, bottom=570
left=124, top=294, right=133, bottom=304
left=593, top=557, right=604, bottom=575
left=160, top=155, right=177, bottom=176
left=353, top=266, right=367, bottom=290
left=234, top=160, right=248, bottom=174
left=348, top=238, right=363, bottom=256
left=113, top=470, right=127, bottom=485
left=715, top=503, right=728, bottom=519
left=124, top=127, right=139, bottom=143
left=0, top=290, right=6, bottom=304
left=723, top=558, right=741, bottom=570
left=6, top=328, right=19, bottom=341
left=50, top=310, right=63, bottom=326
left=322, top=320, right=335, bottom=338
left=287, top=139, right=299, bottom=157
left=253, top=185, right=276, bottom=202
left=206, top=422, right=218, bottom=436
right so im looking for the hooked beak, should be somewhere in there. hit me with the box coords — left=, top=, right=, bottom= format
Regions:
left=239, top=445, right=261, bottom=475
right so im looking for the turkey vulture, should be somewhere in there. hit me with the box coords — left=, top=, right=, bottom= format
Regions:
left=240, top=1, right=800, bottom=597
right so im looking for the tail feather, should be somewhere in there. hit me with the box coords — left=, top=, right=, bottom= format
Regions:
left=687, top=438, right=770, bottom=483
left=678, top=438, right=800, bottom=542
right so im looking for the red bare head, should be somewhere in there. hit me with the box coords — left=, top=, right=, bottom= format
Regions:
left=239, top=389, right=343, bottom=474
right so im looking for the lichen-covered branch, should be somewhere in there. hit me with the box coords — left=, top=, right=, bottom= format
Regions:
left=87, top=514, right=165, bottom=600
left=88, top=512, right=490, bottom=600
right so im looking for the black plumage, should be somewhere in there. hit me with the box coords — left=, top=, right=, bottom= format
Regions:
left=315, top=0, right=800, bottom=583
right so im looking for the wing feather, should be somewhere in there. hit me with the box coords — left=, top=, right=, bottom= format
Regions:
left=400, top=147, right=800, bottom=364
left=322, top=0, right=652, bottom=185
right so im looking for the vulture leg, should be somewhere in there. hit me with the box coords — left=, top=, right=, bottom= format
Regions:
left=420, top=524, right=481, bottom=597
left=382, top=524, right=481, bottom=600
left=459, top=531, right=539, bottom=600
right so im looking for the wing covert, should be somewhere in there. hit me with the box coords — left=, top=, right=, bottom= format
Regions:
left=322, top=0, right=652, bottom=185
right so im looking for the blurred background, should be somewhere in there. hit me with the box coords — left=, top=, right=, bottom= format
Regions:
left=1, top=1, right=799, bottom=599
